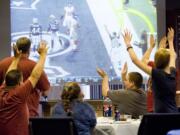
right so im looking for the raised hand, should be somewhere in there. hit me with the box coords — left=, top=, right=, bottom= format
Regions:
left=122, top=29, right=132, bottom=47
left=96, top=68, right=107, bottom=78
left=149, top=34, right=156, bottom=49
left=159, top=36, right=167, bottom=49
left=13, top=43, right=22, bottom=58
left=37, top=40, right=48, bottom=55
left=121, top=62, right=128, bottom=75
left=167, top=27, right=174, bottom=43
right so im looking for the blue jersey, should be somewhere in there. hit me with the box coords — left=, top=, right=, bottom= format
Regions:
left=30, top=24, right=42, bottom=36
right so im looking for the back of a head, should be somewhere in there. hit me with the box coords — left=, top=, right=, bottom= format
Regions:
left=128, top=72, right=143, bottom=88
left=5, top=70, right=22, bottom=86
left=62, top=82, right=81, bottom=101
left=61, top=82, right=81, bottom=112
left=16, top=37, right=31, bottom=54
left=154, top=48, right=170, bottom=69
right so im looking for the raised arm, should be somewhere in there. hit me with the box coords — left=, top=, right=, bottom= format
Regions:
left=158, top=36, right=167, bottom=49
left=6, top=45, right=21, bottom=74
left=96, top=68, right=109, bottom=97
left=121, top=62, right=128, bottom=83
left=104, top=25, right=112, bottom=39
left=28, top=40, right=48, bottom=88
left=122, top=30, right=152, bottom=75
left=167, top=27, right=176, bottom=68
left=141, top=34, right=155, bottom=64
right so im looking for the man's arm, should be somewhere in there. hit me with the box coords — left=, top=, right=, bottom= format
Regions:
left=28, top=41, right=48, bottom=88
left=167, top=27, right=176, bottom=68
left=122, top=30, right=152, bottom=75
left=158, top=36, right=167, bottom=49
left=141, top=34, right=155, bottom=64
left=121, top=62, right=128, bottom=83
left=5, top=45, right=21, bottom=76
left=97, top=68, right=109, bottom=97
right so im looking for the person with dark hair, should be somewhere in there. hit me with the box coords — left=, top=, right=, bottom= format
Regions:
left=122, top=28, right=178, bottom=113
left=0, top=37, right=50, bottom=117
left=52, top=82, right=96, bottom=135
left=97, top=62, right=147, bottom=119
left=0, top=42, right=48, bottom=135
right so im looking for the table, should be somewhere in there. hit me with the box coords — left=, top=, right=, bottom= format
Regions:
left=96, top=117, right=141, bottom=135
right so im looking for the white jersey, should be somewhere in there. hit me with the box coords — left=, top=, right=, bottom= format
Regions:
left=63, top=5, right=75, bottom=29
left=64, top=5, right=74, bottom=17
left=69, top=18, right=79, bottom=41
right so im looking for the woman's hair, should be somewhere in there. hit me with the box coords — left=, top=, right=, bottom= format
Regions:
left=128, top=72, right=143, bottom=88
left=154, top=48, right=170, bottom=69
left=61, top=82, right=81, bottom=113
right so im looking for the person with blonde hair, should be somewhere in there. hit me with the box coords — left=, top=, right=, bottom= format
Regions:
left=122, top=28, right=178, bottom=113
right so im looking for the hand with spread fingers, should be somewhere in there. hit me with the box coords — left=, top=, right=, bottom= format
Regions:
left=37, top=40, right=48, bottom=56
left=159, top=36, right=167, bottom=49
left=13, top=44, right=22, bottom=59
left=96, top=68, right=107, bottom=78
left=122, top=29, right=132, bottom=47
left=149, top=34, right=156, bottom=49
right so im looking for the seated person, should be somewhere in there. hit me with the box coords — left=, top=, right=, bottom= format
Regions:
left=0, top=42, right=48, bottom=135
left=52, top=82, right=97, bottom=135
left=97, top=62, right=147, bottom=119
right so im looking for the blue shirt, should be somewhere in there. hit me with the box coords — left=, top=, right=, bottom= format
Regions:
left=52, top=101, right=97, bottom=135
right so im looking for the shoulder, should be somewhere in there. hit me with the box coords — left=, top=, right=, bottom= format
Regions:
left=52, top=102, right=66, bottom=116
left=17, top=80, right=33, bottom=91
left=0, top=57, right=13, bottom=64
left=74, top=101, right=95, bottom=112
left=108, top=89, right=127, bottom=96
left=152, top=68, right=164, bottom=78
left=170, top=67, right=176, bottom=76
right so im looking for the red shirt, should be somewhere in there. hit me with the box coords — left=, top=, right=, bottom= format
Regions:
left=0, top=81, right=32, bottom=135
left=146, top=79, right=154, bottom=112
left=0, top=57, right=50, bottom=116
left=147, top=90, right=153, bottom=112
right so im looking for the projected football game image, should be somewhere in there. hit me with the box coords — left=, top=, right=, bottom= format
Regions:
left=11, top=0, right=157, bottom=83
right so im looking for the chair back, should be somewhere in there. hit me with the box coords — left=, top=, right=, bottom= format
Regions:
left=138, top=113, right=180, bottom=135
left=29, top=117, right=78, bottom=135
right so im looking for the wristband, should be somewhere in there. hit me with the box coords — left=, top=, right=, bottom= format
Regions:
left=127, top=46, right=133, bottom=51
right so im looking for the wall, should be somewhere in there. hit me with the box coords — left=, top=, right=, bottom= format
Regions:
left=0, top=0, right=11, bottom=59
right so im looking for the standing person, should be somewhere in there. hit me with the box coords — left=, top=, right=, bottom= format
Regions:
left=63, top=3, right=75, bottom=33
left=122, top=28, right=178, bottom=113
left=69, top=16, right=79, bottom=51
left=97, top=62, right=147, bottom=119
left=142, top=35, right=167, bottom=112
left=52, top=82, right=96, bottom=135
left=47, top=14, right=62, bottom=50
left=0, top=42, right=48, bottom=135
left=29, top=17, right=42, bottom=52
left=0, top=37, right=50, bottom=117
